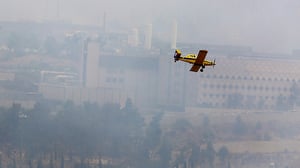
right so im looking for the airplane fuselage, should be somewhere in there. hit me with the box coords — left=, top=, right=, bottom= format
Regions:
left=177, top=54, right=215, bottom=67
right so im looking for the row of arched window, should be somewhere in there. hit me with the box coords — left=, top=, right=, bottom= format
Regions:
left=200, top=74, right=299, bottom=82
left=201, top=93, right=287, bottom=100
left=202, top=83, right=290, bottom=92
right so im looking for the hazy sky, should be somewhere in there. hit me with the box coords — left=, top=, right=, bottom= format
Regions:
left=1, top=0, right=300, bottom=53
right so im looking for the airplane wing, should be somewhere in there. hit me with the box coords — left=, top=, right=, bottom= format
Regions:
left=190, top=65, right=201, bottom=72
left=190, top=50, right=208, bottom=72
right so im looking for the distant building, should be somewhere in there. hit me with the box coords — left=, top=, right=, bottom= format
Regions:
left=84, top=41, right=100, bottom=88
left=190, top=55, right=300, bottom=110
left=38, top=35, right=300, bottom=111
left=39, top=43, right=300, bottom=111
left=144, top=24, right=152, bottom=50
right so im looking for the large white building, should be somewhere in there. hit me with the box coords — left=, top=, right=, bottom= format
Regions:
left=39, top=41, right=300, bottom=111
left=186, top=55, right=300, bottom=110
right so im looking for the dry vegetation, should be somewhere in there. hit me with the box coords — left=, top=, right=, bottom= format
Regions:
left=159, top=107, right=300, bottom=154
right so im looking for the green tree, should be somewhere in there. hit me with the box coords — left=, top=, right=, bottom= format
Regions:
left=0, top=103, right=21, bottom=145
left=202, top=115, right=215, bottom=142
left=289, top=83, right=300, bottom=107
left=98, top=155, right=102, bottom=168
left=0, top=154, right=2, bottom=168
left=189, top=143, right=201, bottom=168
left=37, top=158, right=43, bottom=168
left=60, top=154, right=64, bottom=168
left=49, top=153, right=54, bottom=168
left=157, top=137, right=172, bottom=168
left=28, top=159, right=33, bottom=168
left=6, top=32, right=24, bottom=56
left=233, top=115, right=247, bottom=136
left=218, top=146, right=229, bottom=163
left=44, top=36, right=60, bottom=56
left=205, top=141, right=216, bottom=168
left=145, top=112, right=163, bottom=151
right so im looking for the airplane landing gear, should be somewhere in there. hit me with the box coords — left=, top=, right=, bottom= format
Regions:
left=200, top=65, right=205, bottom=72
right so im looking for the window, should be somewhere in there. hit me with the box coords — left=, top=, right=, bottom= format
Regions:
left=235, top=85, right=239, bottom=90
left=119, top=78, right=124, bottom=83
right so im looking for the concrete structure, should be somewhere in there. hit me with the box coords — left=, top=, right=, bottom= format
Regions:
left=144, top=24, right=152, bottom=50
left=85, top=42, right=100, bottom=88
left=171, top=20, right=178, bottom=49
left=128, top=28, right=139, bottom=47
left=38, top=41, right=300, bottom=111
left=190, top=56, right=300, bottom=110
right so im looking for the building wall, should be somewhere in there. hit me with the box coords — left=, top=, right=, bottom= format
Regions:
left=85, top=42, right=100, bottom=88
left=157, top=54, right=187, bottom=111
left=39, top=84, right=123, bottom=105
left=38, top=44, right=300, bottom=111
left=192, top=57, right=300, bottom=109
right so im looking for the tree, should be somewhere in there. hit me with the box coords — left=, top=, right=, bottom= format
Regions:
left=218, top=146, right=229, bottom=163
left=157, top=137, right=172, bottom=168
left=189, top=143, right=201, bottom=168
left=172, top=118, right=193, bottom=133
left=0, top=103, right=21, bottom=145
left=44, top=36, right=60, bottom=56
left=6, top=32, right=24, bottom=56
left=49, top=153, right=54, bottom=168
left=289, top=83, right=300, bottom=107
left=145, top=112, right=163, bottom=151
left=60, top=154, right=65, bottom=168
left=202, top=115, right=215, bottom=142
left=206, top=141, right=216, bottom=168
left=233, top=115, right=247, bottom=136
left=37, top=158, right=43, bottom=168
left=98, top=154, right=102, bottom=168
left=0, top=154, right=2, bottom=168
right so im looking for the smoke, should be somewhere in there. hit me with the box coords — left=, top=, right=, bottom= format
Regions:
left=1, top=0, right=300, bottom=53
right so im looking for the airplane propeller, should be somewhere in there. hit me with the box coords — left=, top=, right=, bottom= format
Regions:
left=213, top=59, right=216, bottom=68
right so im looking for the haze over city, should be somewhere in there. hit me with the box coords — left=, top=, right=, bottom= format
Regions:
left=1, top=0, right=300, bottom=53
left=0, top=0, right=300, bottom=168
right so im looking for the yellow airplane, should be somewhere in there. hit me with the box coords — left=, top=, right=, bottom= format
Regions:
left=174, top=49, right=215, bottom=72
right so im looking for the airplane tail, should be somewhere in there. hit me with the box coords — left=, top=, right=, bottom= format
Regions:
left=174, top=49, right=181, bottom=62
